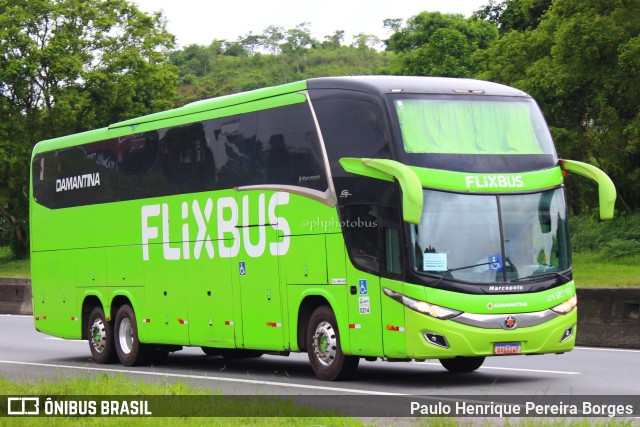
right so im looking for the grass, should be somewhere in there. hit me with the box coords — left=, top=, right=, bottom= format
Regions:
left=0, top=374, right=364, bottom=426
left=572, top=253, right=640, bottom=287
left=0, top=259, right=30, bottom=279
left=1, top=375, right=635, bottom=427
left=0, top=252, right=638, bottom=287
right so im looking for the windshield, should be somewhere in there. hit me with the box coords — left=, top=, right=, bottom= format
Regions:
left=412, top=188, right=570, bottom=283
left=394, top=96, right=555, bottom=156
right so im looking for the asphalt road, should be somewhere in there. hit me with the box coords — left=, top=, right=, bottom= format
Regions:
left=1, top=314, right=639, bottom=398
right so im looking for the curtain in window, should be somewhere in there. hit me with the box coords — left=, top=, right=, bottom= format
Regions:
left=396, top=99, right=544, bottom=155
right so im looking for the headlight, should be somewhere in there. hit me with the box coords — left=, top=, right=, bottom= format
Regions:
left=383, top=288, right=461, bottom=319
left=551, top=295, right=577, bottom=314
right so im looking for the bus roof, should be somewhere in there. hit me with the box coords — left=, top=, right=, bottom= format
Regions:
left=306, top=76, right=530, bottom=98
left=32, top=76, right=529, bottom=155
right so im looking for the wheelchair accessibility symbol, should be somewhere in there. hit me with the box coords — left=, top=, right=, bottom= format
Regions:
left=488, top=255, right=503, bottom=272
left=239, top=261, right=246, bottom=276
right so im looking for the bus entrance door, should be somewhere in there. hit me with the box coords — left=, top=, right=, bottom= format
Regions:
left=235, top=191, right=285, bottom=351
left=347, top=271, right=383, bottom=356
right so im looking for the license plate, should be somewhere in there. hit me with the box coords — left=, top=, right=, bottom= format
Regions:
left=494, top=342, right=521, bottom=355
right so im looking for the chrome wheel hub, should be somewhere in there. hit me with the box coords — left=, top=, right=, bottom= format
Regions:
left=118, top=317, right=133, bottom=355
left=90, top=318, right=106, bottom=353
left=313, top=321, right=337, bottom=366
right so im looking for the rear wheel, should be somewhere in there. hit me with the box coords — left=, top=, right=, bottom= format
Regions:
left=439, top=356, right=485, bottom=373
left=114, top=304, right=151, bottom=366
left=306, top=306, right=359, bottom=381
left=87, top=307, right=117, bottom=364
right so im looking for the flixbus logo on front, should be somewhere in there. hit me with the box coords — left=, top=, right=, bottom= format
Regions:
left=465, top=175, right=524, bottom=189
left=141, top=192, right=290, bottom=261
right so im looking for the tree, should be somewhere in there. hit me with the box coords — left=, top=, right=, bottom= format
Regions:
left=387, top=12, right=498, bottom=77
left=0, top=0, right=178, bottom=257
left=321, top=30, right=345, bottom=50
left=474, top=0, right=552, bottom=34
left=478, top=0, right=640, bottom=212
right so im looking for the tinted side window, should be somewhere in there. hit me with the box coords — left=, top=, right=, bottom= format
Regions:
left=157, top=122, right=213, bottom=195
left=33, top=141, right=120, bottom=209
left=206, top=113, right=258, bottom=188
left=312, top=97, right=391, bottom=178
left=342, top=205, right=379, bottom=273
left=118, top=132, right=160, bottom=200
left=256, top=103, right=328, bottom=191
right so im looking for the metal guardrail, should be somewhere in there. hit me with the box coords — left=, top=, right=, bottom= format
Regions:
left=1, top=279, right=638, bottom=348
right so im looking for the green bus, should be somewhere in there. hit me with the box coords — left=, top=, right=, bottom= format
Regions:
left=30, top=76, right=615, bottom=381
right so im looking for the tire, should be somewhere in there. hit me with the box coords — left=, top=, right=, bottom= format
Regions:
left=114, top=304, right=151, bottom=366
left=201, top=347, right=263, bottom=359
left=439, top=356, right=485, bottom=373
left=87, top=306, right=117, bottom=364
left=306, top=306, right=359, bottom=381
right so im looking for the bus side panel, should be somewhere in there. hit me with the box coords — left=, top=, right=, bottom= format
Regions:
left=75, top=248, right=107, bottom=288
left=345, top=267, right=383, bottom=357
left=237, top=190, right=285, bottom=351
left=186, top=254, right=235, bottom=348
left=380, top=278, right=407, bottom=358
left=286, top=285, right=350, bottom=354
left=140, top=253, right=189, bottom=346
left=106, top=245, right=144, bottom=289
left=32, top=250, right=80, bottom=339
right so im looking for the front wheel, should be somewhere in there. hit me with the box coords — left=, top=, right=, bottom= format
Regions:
left=114, top=305, right=151, bottom=366
left=87, top=306, right=117, bottom=364
left=306, top=306, right=359, bottom=381
left=439, top=356, right=485, bottom=373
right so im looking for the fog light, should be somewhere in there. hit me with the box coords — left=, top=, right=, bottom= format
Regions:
left=424, top=332, right=450, bottom=348
left=560, top=325, right=575, bottom=343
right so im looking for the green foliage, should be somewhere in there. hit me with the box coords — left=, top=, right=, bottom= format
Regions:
left=570, top=213, right=640, bottom=257
left=477, top=0, right=640, bottom=213
left=474, top=0, right=552, bottom=34
left=0, top=0, right=178, bottom=258
left=168, top=26, right=392, bottom=104
left=386, top=12, right=498, bottom=77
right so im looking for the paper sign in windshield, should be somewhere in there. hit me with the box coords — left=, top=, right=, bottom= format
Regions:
left=424, top=253, right=447, bottom=271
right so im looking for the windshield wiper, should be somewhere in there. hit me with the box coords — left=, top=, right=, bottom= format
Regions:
left=512, top=271, right=571, bottom=282
left=431, top=262, right=493, bottom=287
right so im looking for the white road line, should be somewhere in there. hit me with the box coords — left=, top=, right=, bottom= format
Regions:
left=414, top=362, right=580, bottom=375
left=575, top=346, right=640, bottom=354
left=0, top=314, right=31, bottom=317
left=44, top=337, right=85, bottom=342
left=0, top=360, right=405, bottom=396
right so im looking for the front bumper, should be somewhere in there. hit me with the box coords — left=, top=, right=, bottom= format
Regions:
left=404, top=307, right=577, bottom=359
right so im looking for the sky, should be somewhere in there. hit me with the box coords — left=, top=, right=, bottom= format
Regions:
left=133, top=0, right=489, bottom=48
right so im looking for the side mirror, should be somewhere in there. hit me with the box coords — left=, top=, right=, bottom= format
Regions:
left=560, top=159, right=616, bottom=220
left=339, top=158, right=423, bottom=224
